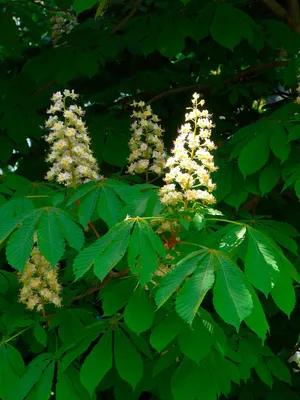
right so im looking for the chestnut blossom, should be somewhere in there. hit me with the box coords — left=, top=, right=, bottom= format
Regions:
left=159, top=93, right=217, bottom=207
left=127, top=101, right=165, bottom=179
left=51, top=14, right=77, bottom=47
left=18, top=246, right=62, bottom=312
left=45, top=90, right=101, bottom=187
left=296, top=75, right=300, bottom=105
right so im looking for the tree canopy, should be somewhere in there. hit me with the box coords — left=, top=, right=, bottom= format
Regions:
left=1, top=0, right=300, bottom=399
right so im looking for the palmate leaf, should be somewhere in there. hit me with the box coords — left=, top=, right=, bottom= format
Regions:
left=73, top=221, right=133, bottom=280
left=271, top=258, right=296, bottom=316
left=175, top=252, right=215, bottom=324
left=128, top=220, right=165, bottom=285
left=245, top=228, right=280, bottom=295
left=155, top=250, right=208, bottom=308
left=56, top=365, right=92, bottom=400
left=26, top=361, right=55, bottom=400
left=150, top=312, right=184, bottom=352
left=213, top=252, right=253, bottom=330
left=6, top=210, right=42, bottom=271
left=37, top=209, right=65, bottom=266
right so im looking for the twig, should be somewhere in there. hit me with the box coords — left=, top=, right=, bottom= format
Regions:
left=146, top=60, right=289, bottom=104
left=262, top=0, right=287, bottom=20
left=26, top=0, right=70, bottom=13
left=88, top=220, right=101, bottom=239
left=70, top=268, right=130, bottom=302
left=111, top=0, right=141, bottom=34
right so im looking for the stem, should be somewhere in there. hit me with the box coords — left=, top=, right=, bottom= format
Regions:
left=88, top=220, right=101, bottom=238
left=206, top=218, right=247, bottom=227
left=1, top=326, right=32, bottom=345
left=145, top=126, right=149, bottom=184
left=178, top=240, right=208, bottom=250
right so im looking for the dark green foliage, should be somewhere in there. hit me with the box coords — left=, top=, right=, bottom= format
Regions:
left=0, top=0, right=300, bottom=399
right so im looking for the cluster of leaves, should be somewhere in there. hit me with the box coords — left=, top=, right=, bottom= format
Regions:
left=1, top=0, right=300, bottom=399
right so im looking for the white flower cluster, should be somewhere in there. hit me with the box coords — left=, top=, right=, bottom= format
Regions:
left=127, top=101, right=165, bottom=178
left=159, top=93, right=217, bottom=207
left=51, top=14, right=77, bottom=47
left=18, top=246, right=62, bottom=312
left=45, top=90, right=101, bottom=187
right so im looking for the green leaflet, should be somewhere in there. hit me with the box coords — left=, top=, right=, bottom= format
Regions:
left=55, top=211, right=84, bottom=251
left=124, top=285, right=155, bottom=335
left=155, top=250, right=208, bottom=308
left=150, top=312, right=184, bottom=352
left=270, top=124, right=291, bottom=163
left=26, top=361, right=55, bottom=400
left=114, top=327, right=143, bottom=389
left=80, top=330, right=113, bottom=395
left=73, top=221, right=133, bottom=280
left=238, top=131, right=270, bottom=177
left=213, top=252, right=253, bottom=330
left=255, top=355, right=273, bottom=387
left=6, top=210, right=41, bottom=271
left=78, top=186, right=101, bottom=228
left=94, top=221, right=132, bottom=281
left=271, top=259, right=296, bottom=316
left=245, top=228, right=280, bottom=295
left=12, top=353, right=53, bottom=400
left=244, top=283, right=269, bottom=341
left=219, top=225, right=247, bottom=255
left=128, top=220, right=164, bottom=285
left=265, top=356, right=291, bottom=384
left=97, top=186, right=123, bottom=228
left=178, top=317, right=213, bottom=364
left=56, top=365, right=92, bottom=400
left=101, top=278, right=136, bottom=316
left=37, top=209, right=65, bottom=266
left=33, top=324, right=47, bottom=347
left=175, top=252, right=215, bottom=324
left=259, top=163, right=281, bottom=196
left=210, top=3, right=254, bottom=50
left=0, top=344, right=25, bottom=400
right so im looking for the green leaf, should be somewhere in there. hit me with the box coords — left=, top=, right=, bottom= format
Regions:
left=210, top=3, right=254, bottom=50
left=80, top=330, right=113, bottom=395
left=171, top=357, right=200, bottom=400
left=12, top=354, right=53, bottom=400
left=219, top=226, right=247, bottom=254
left=78, top=186, right=101, bottom=228
left=73, top=0, right=98, bottom=15
left=34, top=324, right=47, bottom=347
left=255, top=355, right=273, bottom=387
left=56, top=365, right=92, bottom=400
left=128, top=221, right=159, bottom=285
left=73, top=238, right=104, bottom=280
left=101, top=278, right=136, bottom=316
left=0, top=344, right=25, bottom=400
left=238, top=133, right=270, bottom=177
left=270, top=125, right=291, bottom=163
left=244, top=283, right=269, bottom=341
left=245, top=228, right=280, bottom=295
left=271, top=263, right=295, bottom=316
left=124, top=286, right=155, bottom=335
left=6, top=211, right=41, bottom=271
left=94, top=222, right=132, bottom=281
left=265, top=356, right=291, bottom=383
left=175, top=252, right=215, bottom=324
left=259, top=163, right=281, bottom=195
left=114, top=327, right=143, bottom=389
left=26, top=362, right=55, bottom=400
left=213, top=252, right=253, bottom=330
left=37, top=210, right=65, bottom=266
left=98, top=186, right=123, bottom=228
left=287, top=124, right=300, bottom=141
left=55, top=211, right=84, bottom=251
left=150, top=312, right=183, bottom=352
left=0, top=213, right=29, bottom=245
left=155, top=250, right=208, bottom=308
left=178, top=317, right=213, bottom=363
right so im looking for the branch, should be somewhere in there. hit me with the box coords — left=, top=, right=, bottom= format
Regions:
left=147, top=60, right=289, bottom=104
left=286, top=0, right=300, bottom=31
left=262, top=0, right=287, bottom=20
left=26, top=0, right=70, bottom=13
left=70, top=268, right=130, bottom=302
left=111, top=0, right=141, bottom=34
